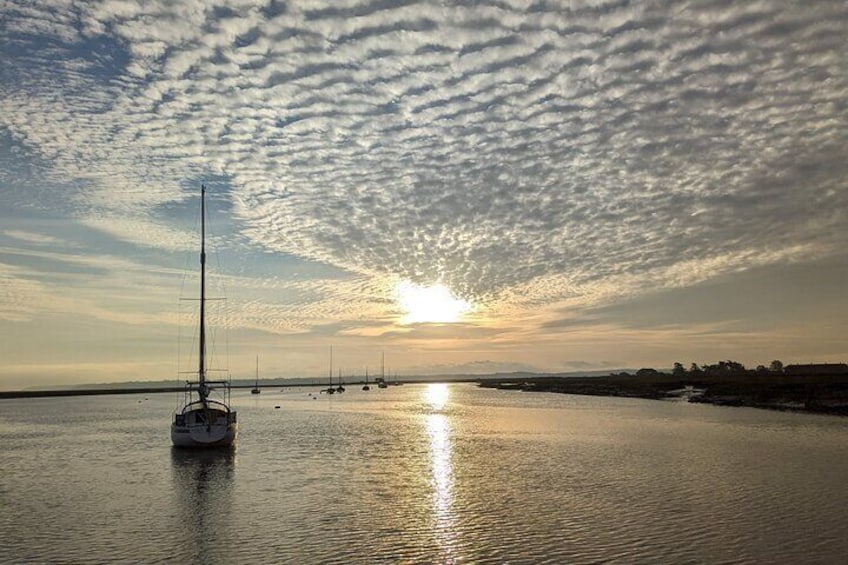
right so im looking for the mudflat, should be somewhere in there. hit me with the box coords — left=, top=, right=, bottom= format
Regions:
left=480, top=372, right=848, bottom=416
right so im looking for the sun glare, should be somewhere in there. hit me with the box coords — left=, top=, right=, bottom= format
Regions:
left=396, top=282, right=471, bottom=324
left=425, top=382, right=450, bottom=410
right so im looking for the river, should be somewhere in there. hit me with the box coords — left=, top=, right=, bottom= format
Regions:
left=2, top=383, right=846, bottom=563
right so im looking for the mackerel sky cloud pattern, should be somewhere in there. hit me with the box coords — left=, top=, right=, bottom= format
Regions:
left=1, top=0, right=847, bottom=380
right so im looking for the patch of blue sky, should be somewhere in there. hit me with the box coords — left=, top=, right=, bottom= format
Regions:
left=2, top=25, right=132, bottom=90
left=0, top=249, right=107, bottom=280
left=0, top=129, right=48, bottom=191
left=156, top=175, right=352, bottom=282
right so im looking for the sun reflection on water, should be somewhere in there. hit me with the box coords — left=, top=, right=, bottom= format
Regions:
left=424, top=383, right=458, bottom=560
left=425, top=382, right=450, bottom=411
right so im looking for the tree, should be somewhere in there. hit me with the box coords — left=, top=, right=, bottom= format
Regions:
left=725, top=360, right=746, bottom=373
left=702, top=360, right=746, bottom=376
left=672, top=362, right=686, bottom=377
left=769, top=360, right=784, bottom=373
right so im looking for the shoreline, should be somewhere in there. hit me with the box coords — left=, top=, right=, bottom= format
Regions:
left=5, top=375, right=848, bottom=417
left=0, top=384, right=297, bottom=399
left=0, top=387, right=184, bottom=399
left=478, top=373, right=848, bottom=416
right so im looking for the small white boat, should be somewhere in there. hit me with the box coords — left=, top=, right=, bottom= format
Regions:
left=171, top=185, right=238, bottom=448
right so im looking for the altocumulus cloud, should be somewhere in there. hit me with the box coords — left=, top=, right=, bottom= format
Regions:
left=2, top=0, right=847, bottom=322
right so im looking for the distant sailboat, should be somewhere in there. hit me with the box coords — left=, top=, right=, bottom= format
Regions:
left=336, top=369, right=345, bottom=393
left=251, top=355, right=261, bottom=394
left=171, top=185, right=238, bottom=448
left=377, top=351, right=388, bottom=388
left=362, top=367, right=370, bottom=391
left=323, top=346, right=335, bottom=394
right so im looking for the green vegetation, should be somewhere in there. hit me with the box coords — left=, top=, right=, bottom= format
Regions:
left=480, top=361, right=848, bottom=416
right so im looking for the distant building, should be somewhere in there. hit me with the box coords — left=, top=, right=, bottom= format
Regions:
left=784, top=363, right=848, bottom=376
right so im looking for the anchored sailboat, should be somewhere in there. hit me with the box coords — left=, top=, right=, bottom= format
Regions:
left=336, top=368, right=345, bottom=393
left=171, top=185, right=238, bottom=448
left=377, top=351, right=388, bottom=388
left=323, top=345, right=335, bottom=394
left=251, top=355, right=261, bottom=394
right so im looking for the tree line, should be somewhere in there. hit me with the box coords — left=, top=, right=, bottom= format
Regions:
left=671, top=359, right=783, bottom=377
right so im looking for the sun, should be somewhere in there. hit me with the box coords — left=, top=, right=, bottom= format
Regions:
left=396, top=282, right=472, bottom=324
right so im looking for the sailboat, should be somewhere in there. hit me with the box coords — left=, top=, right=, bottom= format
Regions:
left=362, top=367, right=370, bottom=391
left=336, top=369, right=345, bottom=393
left=322, top=346, right=335, bottom=394
left=377, top=351, right=388, bottom=388
left=171, top=185, right=238, bottom=448
left=251, top=355, right=261, bottom=394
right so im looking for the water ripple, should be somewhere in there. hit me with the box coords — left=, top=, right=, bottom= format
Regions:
left=2, top=386, right=848, bottom=563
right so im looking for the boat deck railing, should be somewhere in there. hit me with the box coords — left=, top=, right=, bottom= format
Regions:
left=177, top=378, right=233, bottom=409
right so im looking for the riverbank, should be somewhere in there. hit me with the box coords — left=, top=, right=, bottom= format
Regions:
left=0, top=387, right=184, bottom=399
left=0, top=384, right=291, bottom=399
left=479, top=373, right=848, bottom=416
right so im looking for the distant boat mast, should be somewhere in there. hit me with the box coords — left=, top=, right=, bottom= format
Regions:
left=251, top=354, right=261, bottom=394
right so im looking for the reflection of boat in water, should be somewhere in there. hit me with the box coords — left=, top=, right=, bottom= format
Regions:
left=171, top=445, right=236, bottom=470
left=171, top=185, right=238, bottom=448
left=251, top=355, right=261, bottom=394
left=170, top=447, right=235, bottom=559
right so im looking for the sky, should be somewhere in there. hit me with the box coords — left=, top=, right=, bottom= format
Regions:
left=1, top=0, right=847, bottom=389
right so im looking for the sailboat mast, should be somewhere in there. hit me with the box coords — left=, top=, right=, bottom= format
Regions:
left=329, top=345, right=333, bottom=386
left=198, top=184, right=207, bottom=399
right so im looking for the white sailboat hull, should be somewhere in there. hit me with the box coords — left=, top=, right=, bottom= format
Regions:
left=171, top=422, right=237, bottom=447
left=171, top=402, right=238, bottom=448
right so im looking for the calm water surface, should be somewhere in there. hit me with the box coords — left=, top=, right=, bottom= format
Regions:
left=2, top=383, right=847, bottom=563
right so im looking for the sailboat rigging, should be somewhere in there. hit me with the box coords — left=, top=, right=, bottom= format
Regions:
left=171, top=184, right=238, bottom=448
